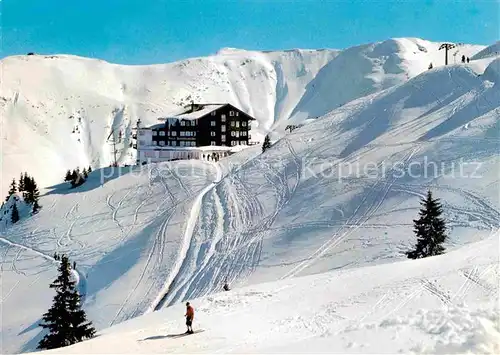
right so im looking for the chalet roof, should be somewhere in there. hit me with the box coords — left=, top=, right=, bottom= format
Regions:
left=142, top=103, right=254, bottom=129
left=159, top=104, right=226, bottom=121
left=176, top=104, right=226, bottom=120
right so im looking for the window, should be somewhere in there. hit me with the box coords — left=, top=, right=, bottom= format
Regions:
left=230, top=121, right=235, bottom=127
left=191, top=141, right=196, bottom=147
left=180, top=131, right=185, bottom=137
left=242, top=121, right=247, bottom=127
left=229, top=111, right=234, bottom=117
left=235, top=131, right=240, bottom=138
left=241, top=131, right=247, bottom=137
left=139, top=130, right=145, bottom=136
left=231, top=131, right=235, bottom=137
left=153, top=131, right=158, bottom=136
left=181, top=121, right=185, bottom=126
left=231, top=141, right=236, bottom=146
left=193, top=131, right=197, bottom=137
left=211, top=141, right=216, bottom=146
left=240, top=141, right=246, bottom=145
left=159, top=131, right=166, bottom=136
left=211, top=121, right=216, bottom=127
left=211, top=131, right=216, bottom=137
left=211, top=111, right=216, bottom=116
left=221, top=135, right=226, bottom=142
left=171, top=131, right=177, bottom=136
left=236, top=121, right=240, bottom=128
left=236, top=112, right=239, bottom=116
left=159, top=141, right=165, bottom=146
left=221, top=125, right=226, bottom=132
left=221, top=114, right=226, bottom=121
left=155, top=141, right=159, bottom=146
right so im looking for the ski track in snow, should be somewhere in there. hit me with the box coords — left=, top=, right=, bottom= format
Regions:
left=0, top=236, right=88, bottom=302
left=148, top=162, right=222, bottom=312
left=281, top=146, right=422, bottom=279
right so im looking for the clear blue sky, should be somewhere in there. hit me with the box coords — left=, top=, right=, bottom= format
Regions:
left=2, top=0, right=498, bottom=64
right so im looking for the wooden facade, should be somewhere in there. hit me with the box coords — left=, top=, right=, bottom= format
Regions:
left=149, top=103, right=254, bottom=148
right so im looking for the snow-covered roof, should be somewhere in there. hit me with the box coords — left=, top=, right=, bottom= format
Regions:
left=163, top=104, right=226, bottom=121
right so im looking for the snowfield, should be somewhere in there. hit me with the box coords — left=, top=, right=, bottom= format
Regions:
left=0, top=39, right=499, bottom=354
left=41, top=233, right=499, bottom=354
left=0, top=38, right=489, bottom=196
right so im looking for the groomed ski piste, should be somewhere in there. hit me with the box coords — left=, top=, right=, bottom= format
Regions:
left=0, top=40, right=499, bottom=353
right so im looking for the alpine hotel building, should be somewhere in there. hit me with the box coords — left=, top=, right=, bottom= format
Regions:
left=135, top=103, right=255, bottom=163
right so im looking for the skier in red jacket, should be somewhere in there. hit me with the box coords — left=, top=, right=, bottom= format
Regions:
left=185, top=302, right=194, bottom=334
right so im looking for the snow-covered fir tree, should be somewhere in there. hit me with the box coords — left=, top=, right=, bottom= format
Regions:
left=6, top=178, right=17, bottom=202
left=65, top=169, right=72, bottom=182
left=406, top=190, right=448, bottom=259
left=38, top=255, right=95, bottom=350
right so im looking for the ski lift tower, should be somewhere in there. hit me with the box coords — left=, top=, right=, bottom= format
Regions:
left=106, top=127, right=119, bottom=167
left=132, top=119, right=141, bottom=165
left=439, top=43, right=456, bottom=66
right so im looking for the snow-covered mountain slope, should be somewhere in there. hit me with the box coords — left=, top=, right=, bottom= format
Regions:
left=1, top=57, right=499, bottom=353
left=472, top=41, right=500, bottom=61
left=42, top=233, right=499, bottom=354
left=0, top=38, right=486, bottom=196
left=0, top=162, right=221, bottom=353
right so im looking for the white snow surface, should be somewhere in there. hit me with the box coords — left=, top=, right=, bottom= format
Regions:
left=1, top=39, right=499, bottom=354
left=40, top=234, right=500, bottom=354
left=0, top=38, right=486, bottom=196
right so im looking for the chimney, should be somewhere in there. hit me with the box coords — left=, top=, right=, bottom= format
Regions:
left=191, top=101, right=195, bottom=112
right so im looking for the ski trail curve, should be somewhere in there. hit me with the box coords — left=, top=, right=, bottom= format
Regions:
left=0, top=236, right=88, bottom=302
left=147, top=162, right=222, bottom=313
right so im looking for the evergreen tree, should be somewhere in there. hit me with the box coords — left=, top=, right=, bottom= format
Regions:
left=24, top=177, right=40, bottom=205
left=82, top=168, right=88, bottom=179
left=428, top=62, right=433, bottom=70
left=88, top=166, right=92, bottom=173
left=23, top=172, right=29, bottom=190
left=406, top=191, right=448, bottom=259
left=6, top=178, right=17, bottom=201
left=71, top=170, right=78, bottom=183
left=19, top=172, right=26, bottom=192
left=11, top=203, right=20, bottom=224
left=65, top=170, right=72, bottom=182
left=262, top=135, right=271, bottom=153
left=22, top=174, right=33, bottom=201
left=38, top=255, right=95, bottom=350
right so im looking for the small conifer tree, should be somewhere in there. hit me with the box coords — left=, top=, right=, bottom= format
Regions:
left=38, top=255, right=95, bottom=350
left=6, top=179, right=17, bottom=201
left=406, top=190, right=448, bottom=259
left=262, top=135, right=271, bottom=153
left=19, top=173, right=26, bottom=192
